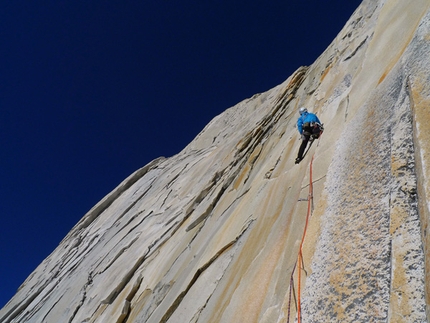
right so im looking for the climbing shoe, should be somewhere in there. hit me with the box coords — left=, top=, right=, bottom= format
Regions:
left=295, top=157, right=302, bottom=164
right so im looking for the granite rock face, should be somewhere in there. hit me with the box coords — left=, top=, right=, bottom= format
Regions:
left=1, top=0, right=430, bottom=322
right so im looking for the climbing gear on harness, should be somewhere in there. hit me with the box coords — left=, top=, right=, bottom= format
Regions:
left=303, top=122, right=323, bottom=137
left=296, top=122, right=323, bottom=165
left=310, top=122, right=324, bottom=139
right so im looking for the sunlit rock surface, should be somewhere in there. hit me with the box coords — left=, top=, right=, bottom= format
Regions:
left=1, top=0, right=429, bottom=322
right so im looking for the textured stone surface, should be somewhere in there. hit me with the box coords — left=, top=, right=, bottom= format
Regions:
left=1, top=0, right=429, bottom=322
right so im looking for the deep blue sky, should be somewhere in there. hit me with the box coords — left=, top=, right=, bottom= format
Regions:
left=0, top=0, right=362, bottom=308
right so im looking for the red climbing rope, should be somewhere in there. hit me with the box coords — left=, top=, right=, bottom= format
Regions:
left=287, top=155, right=314, bottom=323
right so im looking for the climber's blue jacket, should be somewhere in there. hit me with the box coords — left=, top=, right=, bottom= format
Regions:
left=297, top=112, right=321, bottom=134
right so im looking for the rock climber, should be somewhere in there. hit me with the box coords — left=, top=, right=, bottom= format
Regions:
left=295, top=107, right=323, bottom=164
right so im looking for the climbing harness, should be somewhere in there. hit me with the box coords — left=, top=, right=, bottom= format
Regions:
left=297, top=123, right=323, bottom=164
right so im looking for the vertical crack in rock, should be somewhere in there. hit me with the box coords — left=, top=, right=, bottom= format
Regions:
left=386, top=77, right=428, bottom=321
left=100, top=209, right=196, bottom=309
left=166, top=164, right=189, bottom=189
left=189, top=302, right=209, bottom=323
left=148, top=189, right=254, bottom=317
left=87, top=212, right=152, bottom=278
left=158, top=219, right=254, bottom=323
left=343, top=36, right=368, bottom=61
left=40, top=294, right=65, bottom=323
left=68, top=272, right=93, bottom=323
left=275, top=66, right=308, bottom=110
left=101, top=249, right=150, bottom=305
left=59, top=234, right=101, bottom=275
left=117, top=274, right=144, bottom=323
left=160, top=189, right=173, bottom=209
left=185, top=113, right=269, bottom=233
left=301, top=75, right=394, bottom=322
left=110, top=183, right=155, bottom=225
left=117, top=210, right=154, bottom=238
left=97, top=235, right=140, bottom=275
left=344, top=95, right=350, bottom=122
left=405, top=8, right=430, bottom=315
left=189, top=190, right=251, bottom=259
left=184, top=170, right=226, bottom=228
left=258, top=67, right=308, bottom=141
left=185, top=174, right=231, bottom=232
left=181, top=225, right=247, bottom=323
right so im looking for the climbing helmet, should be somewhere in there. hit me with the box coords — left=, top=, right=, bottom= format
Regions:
left=299, top=107, right=308, bottom=115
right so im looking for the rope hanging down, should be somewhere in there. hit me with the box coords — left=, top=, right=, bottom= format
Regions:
left=287, top=155, right=314, bottom=323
